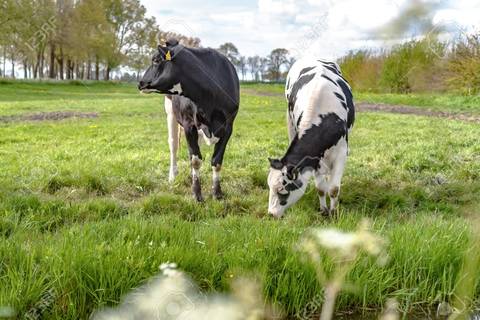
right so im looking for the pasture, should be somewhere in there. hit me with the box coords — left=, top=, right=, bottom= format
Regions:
left=0, top=80, right=479, bottom=319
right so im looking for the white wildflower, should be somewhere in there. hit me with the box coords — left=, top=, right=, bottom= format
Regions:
left=92, top=265, right=274, bottom=320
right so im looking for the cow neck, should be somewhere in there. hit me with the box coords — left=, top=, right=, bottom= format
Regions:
left=281, top=135, right=320, bottom=173
left=281, top=112, right=347, bottom=172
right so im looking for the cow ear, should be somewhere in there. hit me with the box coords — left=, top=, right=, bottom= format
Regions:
left=269, top=158, right=283, bottom=170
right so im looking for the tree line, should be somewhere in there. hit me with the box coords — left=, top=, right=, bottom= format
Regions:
left=339, top=32, right=480, bottom=95
left=0, top=0, right=199, bottom=81
left=0, top=0, right=294, bottom=83
left=216, top=43, right=295, bottom=82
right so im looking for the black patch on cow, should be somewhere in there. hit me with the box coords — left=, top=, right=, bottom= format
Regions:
left=333, top=92, right=348, bottom=110
left=323, top=64, right=341, bottom=75
left=336, top=78, right=355, bottom=129
left=288, top=73, right=316, bottom=112
left=296, top=112, right=303, bottom=128
left=321, top=74, right=338, bottom=87
left=318, top=60, right=341, bottom=74
left=334, top=92, right=345, bottom=102
left=285, top=179, right=303, bottom=192
left=281, top=113, right=347, bottom=171
left=299, top=66, right=316, bottom=77
left=278, top=193, right=288, bottom=206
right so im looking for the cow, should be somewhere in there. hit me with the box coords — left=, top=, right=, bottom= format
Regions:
left=138, top=39, right=240, bottom=201
left=267, top=58, right=355, bottom=218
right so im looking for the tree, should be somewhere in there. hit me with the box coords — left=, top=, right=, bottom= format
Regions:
left=247, top=56, right=262, bottom=81
left=259, top=57, right=269, bottom=81
left=265, top=48, right=289, bottom=82
left=237, top=56, right=247, bottom=80
left=127, top=17, right=159, bottom=79
left=102, top=0, right=147, bottom=79
left=159, top=31, right=201, bottom=48
left=217, top=42, right=239, bottom=65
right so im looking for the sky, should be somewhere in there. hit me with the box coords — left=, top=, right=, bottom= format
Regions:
left=141, top=0, right=480, bottom=60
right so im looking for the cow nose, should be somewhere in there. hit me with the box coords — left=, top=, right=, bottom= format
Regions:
left=138, top=81, right=150, bottom=90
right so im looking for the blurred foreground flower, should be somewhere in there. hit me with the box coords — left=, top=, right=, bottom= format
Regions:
left=0, top=306, right=16, bottom=318
left=92, top=263, right=280, bottom=320
left=299, top=219, right=388, bottom=320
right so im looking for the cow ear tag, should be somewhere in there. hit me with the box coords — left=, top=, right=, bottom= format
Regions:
left=165, top=50, right=172, bottom=61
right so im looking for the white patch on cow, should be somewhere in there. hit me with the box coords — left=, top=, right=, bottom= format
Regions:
left=169, top=82, right=183, bottom=94
left=198, top=129, right=220, bottom=146
left=286, top=59, right=349, bottom=139
left=267, top=167, right=312, bottom=218
left=212, top=166, right=221, bottom=183
left=191, top=155, right=202, bottom=178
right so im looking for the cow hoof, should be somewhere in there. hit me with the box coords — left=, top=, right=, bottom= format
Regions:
left=194, top=193, right=204, bottom=202
left=320, top=207, right=330, bottom=216
left=212, top=185, right=223, bottom=200
left=212, top=190, right=223, bottom=200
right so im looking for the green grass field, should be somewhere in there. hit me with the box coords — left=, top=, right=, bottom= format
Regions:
left=0, top=80, right=479, bottom=319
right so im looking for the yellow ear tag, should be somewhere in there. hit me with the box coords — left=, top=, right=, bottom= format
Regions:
left=165, top=50, right=172, bottom=61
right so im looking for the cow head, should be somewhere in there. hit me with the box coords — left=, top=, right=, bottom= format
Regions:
left=267, top=158, right=309, bottom=218
left=138, top=39, right=183, bottom=94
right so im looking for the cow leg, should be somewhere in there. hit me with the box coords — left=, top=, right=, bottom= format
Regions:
left=314, top=171, right=329, bottom=215
left=328, top=151, right=347, bottom=213
left=165, top=96, right=179, bottom=183
left=210, top=124, right=233, bottom=199
left=184, top=126, right=203, bottom=202
left=287, top=110, right=296, bottom=142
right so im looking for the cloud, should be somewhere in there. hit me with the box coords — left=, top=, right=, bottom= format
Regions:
left=141, top=0, right=480, bottom=59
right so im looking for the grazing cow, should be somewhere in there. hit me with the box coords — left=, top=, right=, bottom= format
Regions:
left=267, top=58, right=355, bottom=217
left=138, top=39, right=240, bottom=201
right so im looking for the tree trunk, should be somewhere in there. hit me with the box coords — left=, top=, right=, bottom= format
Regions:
left=66, top=59, right=71, bottom=79
left=86, top=60, right=91, bottom=80
left=11, top=53, right=15, bottom=78
left=106, top=65, right=110, bottom=81
left=75, top=61, right=80, bottom=79
left=95, top=56, right=99, bottom=81
left=49, top=43, right=55, bottom=79
left=57, top=47, right=64, bottom=80
left=23, top=60, right=28, bottom=79
left=81, top=63, right=85, bottom=80
left=2, top=47, right=6, bottom=78
left=39, top=48, right=45, bottom=78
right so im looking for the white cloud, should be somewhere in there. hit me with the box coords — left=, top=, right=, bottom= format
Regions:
left=140, top=0, right=480, bottom=59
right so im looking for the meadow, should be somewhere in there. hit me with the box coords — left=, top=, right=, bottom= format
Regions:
left=0, top=80, right=479, bottom=319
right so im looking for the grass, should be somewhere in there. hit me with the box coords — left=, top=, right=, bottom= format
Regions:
left=241, top=82, right=480, bottom=115
left=353, top=92, right=480, bottom=115
left=0, top=80, right=479, bottom=319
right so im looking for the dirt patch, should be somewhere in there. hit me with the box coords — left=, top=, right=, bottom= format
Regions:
left=357, top=103, right=480, bottom=123
left=243, top=90, right=480, bottom=122
left=0, top=111, right=98, bottom=123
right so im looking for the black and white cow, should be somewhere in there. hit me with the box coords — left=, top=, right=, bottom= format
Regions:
left=267, top=58, right=355, bottom=217
left=139, top=39, right=240, bottom=201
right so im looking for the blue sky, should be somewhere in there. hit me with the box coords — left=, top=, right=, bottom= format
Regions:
left=141, top=0, right=480, bottom=59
